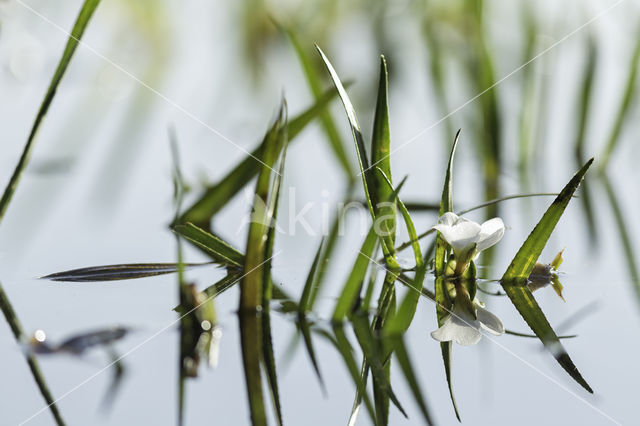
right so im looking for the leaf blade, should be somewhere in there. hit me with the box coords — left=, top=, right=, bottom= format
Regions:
left=501, top=159, right=594, bottom=393
left=502, top=159, right=594, bottom=279
left=173, top=223, right=245, bottom=268
left=238, top=101, right=288, bottom=426
left=434, top=131, right=461, bottom=421
left=42, top=262, right=212, bottom=282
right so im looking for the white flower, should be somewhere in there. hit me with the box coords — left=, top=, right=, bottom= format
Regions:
left=431, top=298, right=504, bottom=346
left=433, top=212, right=505, bottom=266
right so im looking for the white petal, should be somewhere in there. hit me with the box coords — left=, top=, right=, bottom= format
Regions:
left=475, top=217, right=505, bottom=252
left=430, top=307, right=482, bottom=346
left=441, top=221, right=482, bottom=253
left=476, top=306, right=504, bottom=336
left=438, top=212, right=459, bottom=226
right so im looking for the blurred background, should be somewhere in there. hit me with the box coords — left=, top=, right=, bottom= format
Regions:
left=1, top=0, right=639, bottom=424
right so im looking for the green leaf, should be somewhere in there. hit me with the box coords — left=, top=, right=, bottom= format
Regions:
left=41, top=262, right=212, bottom=282
left=371, top=56, right=397, bottom=260
left=351, top=310, right=407, bottom=424
left=501, top=159, right=594, bottom=393
left=284, top=26, right=353, bottom=177
left=384, top=262, right=427, bottom=339
left=349, top=360, right=371, bottom=426
left=390, top=337, right=434, bottom=425
left=439, top=130, right=460, bottom=217
left=376, top=168, right=425, bottom=338
left=370, top=273, right=397, bottom=426
left=332, top=224, right=379, bottom=323
left=434, top=130, right=461, bottom=421
left=332, top=178, right=407, bottom=323
left=173, top=223, right=245, bottom=268
left=502, top=159, right=593, bottom=279
left=298, top=313, right=325, bottom=393
left=200, top=272, right=244, bottom=300
left=239, top=100, right=288, bottom=426
left=401, top=202, right=440, bottom=212
left=176, top=86, right=341, bottom=228
left=361, top=256, right=380, bottom=314
left=500, top=282, right=592, bottom=393
left=376, top=170, right=421, bottom=268
left=299, top=238, right=325, bottom=313
left=307, top=189, right=353, bottom=310
left=332, top=324, right=378, bottom=425
left=317, top=46, right=377, bottom=224
left=260, top=120, right=288, bottom=426
left=0, top=0, right=102, bottom=226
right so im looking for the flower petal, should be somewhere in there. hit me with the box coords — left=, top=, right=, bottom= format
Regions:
left=438, top=212, right=459, bottom=226
left=475, top=217, right=505, bottom=252
left=430, top=305, right=483, bottom=346
left=476, top=306, right=504, bottom=336
left=437, top=221, right=481, bottom=254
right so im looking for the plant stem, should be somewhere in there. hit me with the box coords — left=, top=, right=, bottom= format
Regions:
left=0, top=283, right=65, bottom=425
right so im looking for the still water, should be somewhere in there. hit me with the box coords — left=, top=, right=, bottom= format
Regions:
left=1, top=0, right=639, bottom=425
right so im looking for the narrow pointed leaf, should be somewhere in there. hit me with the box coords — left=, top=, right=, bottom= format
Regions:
left=317, top=46, right=377, bottom=222
left=260, top=124, right=288, bottom=426
left=332, top=324, right=378, bottom=425
left=434, top=131, right=461, bottom=421
left=299, top=238, right=325, bottom=313
left=308, top=188, right=352, bottom=311
left=376, top=168, right=425, bottom=338
left=291, top=236, right=326, bottom=388
left=332, top=224, right=379, bottom=323
left=391, top=337, right=434, bottom=425
left=348, top=361, right=370, bottom=426
left=201, top=272, right=244, bottom=300
left=502, top=159, right=593, bottom=279
left=371, top=56, right=397, bottom=260
left=298, top=314, right=325, bottom=392
left=501, top=159, right=594, bottom=393
left=173, top=223, right=245, bottom=268
left=370, top=274, right=397, bottom=425
left=332, top=178, right=406, bottom=323
left=42, top=262, right=212, bottom=282
left=352, top=311, right=407, bottom=423
left=239, top=101, right=288, bottom=426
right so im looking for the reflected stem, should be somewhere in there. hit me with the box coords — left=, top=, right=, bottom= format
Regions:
left=0, top=283, right=65, bottom=426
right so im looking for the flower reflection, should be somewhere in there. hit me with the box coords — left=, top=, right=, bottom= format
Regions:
left=431, top=295, right=504, bottom=346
